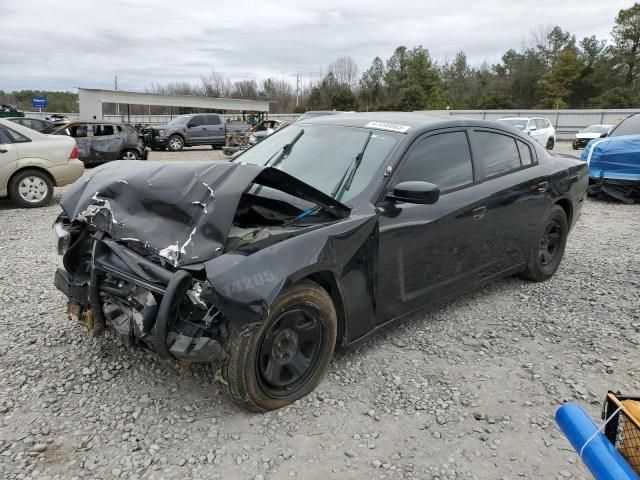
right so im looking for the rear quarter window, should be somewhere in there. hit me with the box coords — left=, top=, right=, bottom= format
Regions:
left=3, top=126, right=31, bottom=143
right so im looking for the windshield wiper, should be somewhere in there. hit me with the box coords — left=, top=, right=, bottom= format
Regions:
left=330, top=131, right=372, bottom=201
left=265, top=129, right=305, bottom=168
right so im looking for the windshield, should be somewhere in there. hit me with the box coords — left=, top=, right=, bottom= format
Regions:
left=582, top=125, right=611, bottom=134
left=236, top=124, right=401, bottom=203
left=499, top=119, right=527, bottom=130
left=610, top=115, right=640, bottom=137
left=167, top=115, right=191, bottom=126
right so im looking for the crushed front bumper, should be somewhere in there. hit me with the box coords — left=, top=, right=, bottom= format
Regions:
left=54, top=228, right=227, bottom=363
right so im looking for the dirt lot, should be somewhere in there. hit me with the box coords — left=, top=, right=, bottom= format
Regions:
left=0, top=143, right=638, bottom=480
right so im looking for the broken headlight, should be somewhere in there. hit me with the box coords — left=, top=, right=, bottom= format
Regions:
left=54, top=221, right=71, bottom=255
left=157, top=129, right=166, bottom=137
left=249, top=134, right=257, bottom=145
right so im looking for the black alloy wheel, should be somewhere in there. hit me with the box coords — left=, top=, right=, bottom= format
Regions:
left=257, top=307, right=324, bottom=398
left=219, top=280, right=337, bottom=412
left=539, top=219, right=561, bottom=267
left=520, top=204, right=568, bottom=282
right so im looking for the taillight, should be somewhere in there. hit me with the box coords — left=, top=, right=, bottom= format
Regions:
left=69, top=146, right=78, bottom=159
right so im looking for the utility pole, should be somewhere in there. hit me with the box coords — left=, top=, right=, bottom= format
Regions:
left=296, top=74, right=300, bottom=109
left=115, top=75, right=119, bottom=118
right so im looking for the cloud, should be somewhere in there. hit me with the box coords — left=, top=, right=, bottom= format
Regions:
left=0, top=0, right=631, bottom=92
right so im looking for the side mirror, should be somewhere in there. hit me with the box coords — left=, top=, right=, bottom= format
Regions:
left=528, top=126, right=537, bottom=132
left=388, top=181, right=440, bottom=204
left=600, top=132, right=608, bottom=138
left=187, top=121, right=196, bottom=128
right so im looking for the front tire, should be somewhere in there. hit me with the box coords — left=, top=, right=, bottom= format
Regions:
left=220, top=280, right=337, bottom=412
left=167, top=135, right=184, bottom=152
left=520, top=205, right=568, bottom=282
left=8, top=169, right=53, bottom=208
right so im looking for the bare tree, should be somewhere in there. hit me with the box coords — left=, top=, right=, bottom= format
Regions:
left=328, top=56, right=359, bottom=87
left=260, top=77, right=296, bottom=112
left=200, top=71, right=231, bottom=97
left=231, top=80, right=260, bottom=99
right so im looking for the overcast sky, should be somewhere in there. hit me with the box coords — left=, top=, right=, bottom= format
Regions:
left=0, top=0, right=632, bottom=92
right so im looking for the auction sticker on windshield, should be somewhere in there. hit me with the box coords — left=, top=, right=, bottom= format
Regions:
left=365, top=121, right=411, bottom=133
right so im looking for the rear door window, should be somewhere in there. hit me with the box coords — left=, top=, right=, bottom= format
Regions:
left=473, top=131, right=522, bottom=178
left=396, top=131, right=474, bottom=192
left=206, top=115, right=221, bottom=125
left=93, top=125, right=115, bottom=136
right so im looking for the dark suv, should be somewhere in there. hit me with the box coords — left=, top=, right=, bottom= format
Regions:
left=151, top=114, right=232, bottom=151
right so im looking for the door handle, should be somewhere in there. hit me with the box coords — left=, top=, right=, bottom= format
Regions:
left=472, top=206, right=487, bottom=220
left=537, top=181, right=549, bottom=193
left=0, top=148, right=7, bottom=154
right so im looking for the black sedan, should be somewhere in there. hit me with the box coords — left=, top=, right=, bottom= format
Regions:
left=53, top=113, right=588, bottom=411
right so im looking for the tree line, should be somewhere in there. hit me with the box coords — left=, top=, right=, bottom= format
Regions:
left=3, top=3, right=640, bottom=114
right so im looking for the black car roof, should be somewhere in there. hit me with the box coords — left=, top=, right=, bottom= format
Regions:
left=295, top=111, right=508, bottom=136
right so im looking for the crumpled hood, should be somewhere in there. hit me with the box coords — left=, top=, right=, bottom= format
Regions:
left=60, top=161, right=350, bottom=267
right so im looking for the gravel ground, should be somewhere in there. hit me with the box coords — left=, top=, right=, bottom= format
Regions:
left=1, top=143, right=639, bottom=480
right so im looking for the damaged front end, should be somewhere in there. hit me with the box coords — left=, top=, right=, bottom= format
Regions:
left=53, top=160, right=351, bottom=364
left=54, top=221, right=228, bottom=363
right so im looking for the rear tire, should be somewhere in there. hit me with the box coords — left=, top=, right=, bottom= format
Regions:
left=219, top=280, right=337, bottom=412
left=8, top=169, right=53, bottom=208
left=546, top=137, right=555, bottom=150
left=520, top=205, right=568, bottom=282
left=120, top=149, right=139, bottom=160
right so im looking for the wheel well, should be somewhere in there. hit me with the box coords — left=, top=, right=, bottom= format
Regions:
left=8, top=166, right=56, bottom=189
left=305, top=271, right=346, bottom=347
left=555, top=198, right=572, bottom=225
left=119, top=148, right=137, bottom=157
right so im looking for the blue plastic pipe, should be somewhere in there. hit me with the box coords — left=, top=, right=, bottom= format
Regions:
left=555, top=403, right=640, bottom=480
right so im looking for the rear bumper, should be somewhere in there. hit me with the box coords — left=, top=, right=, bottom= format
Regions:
left=50, top=160, right=85, bottom=187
